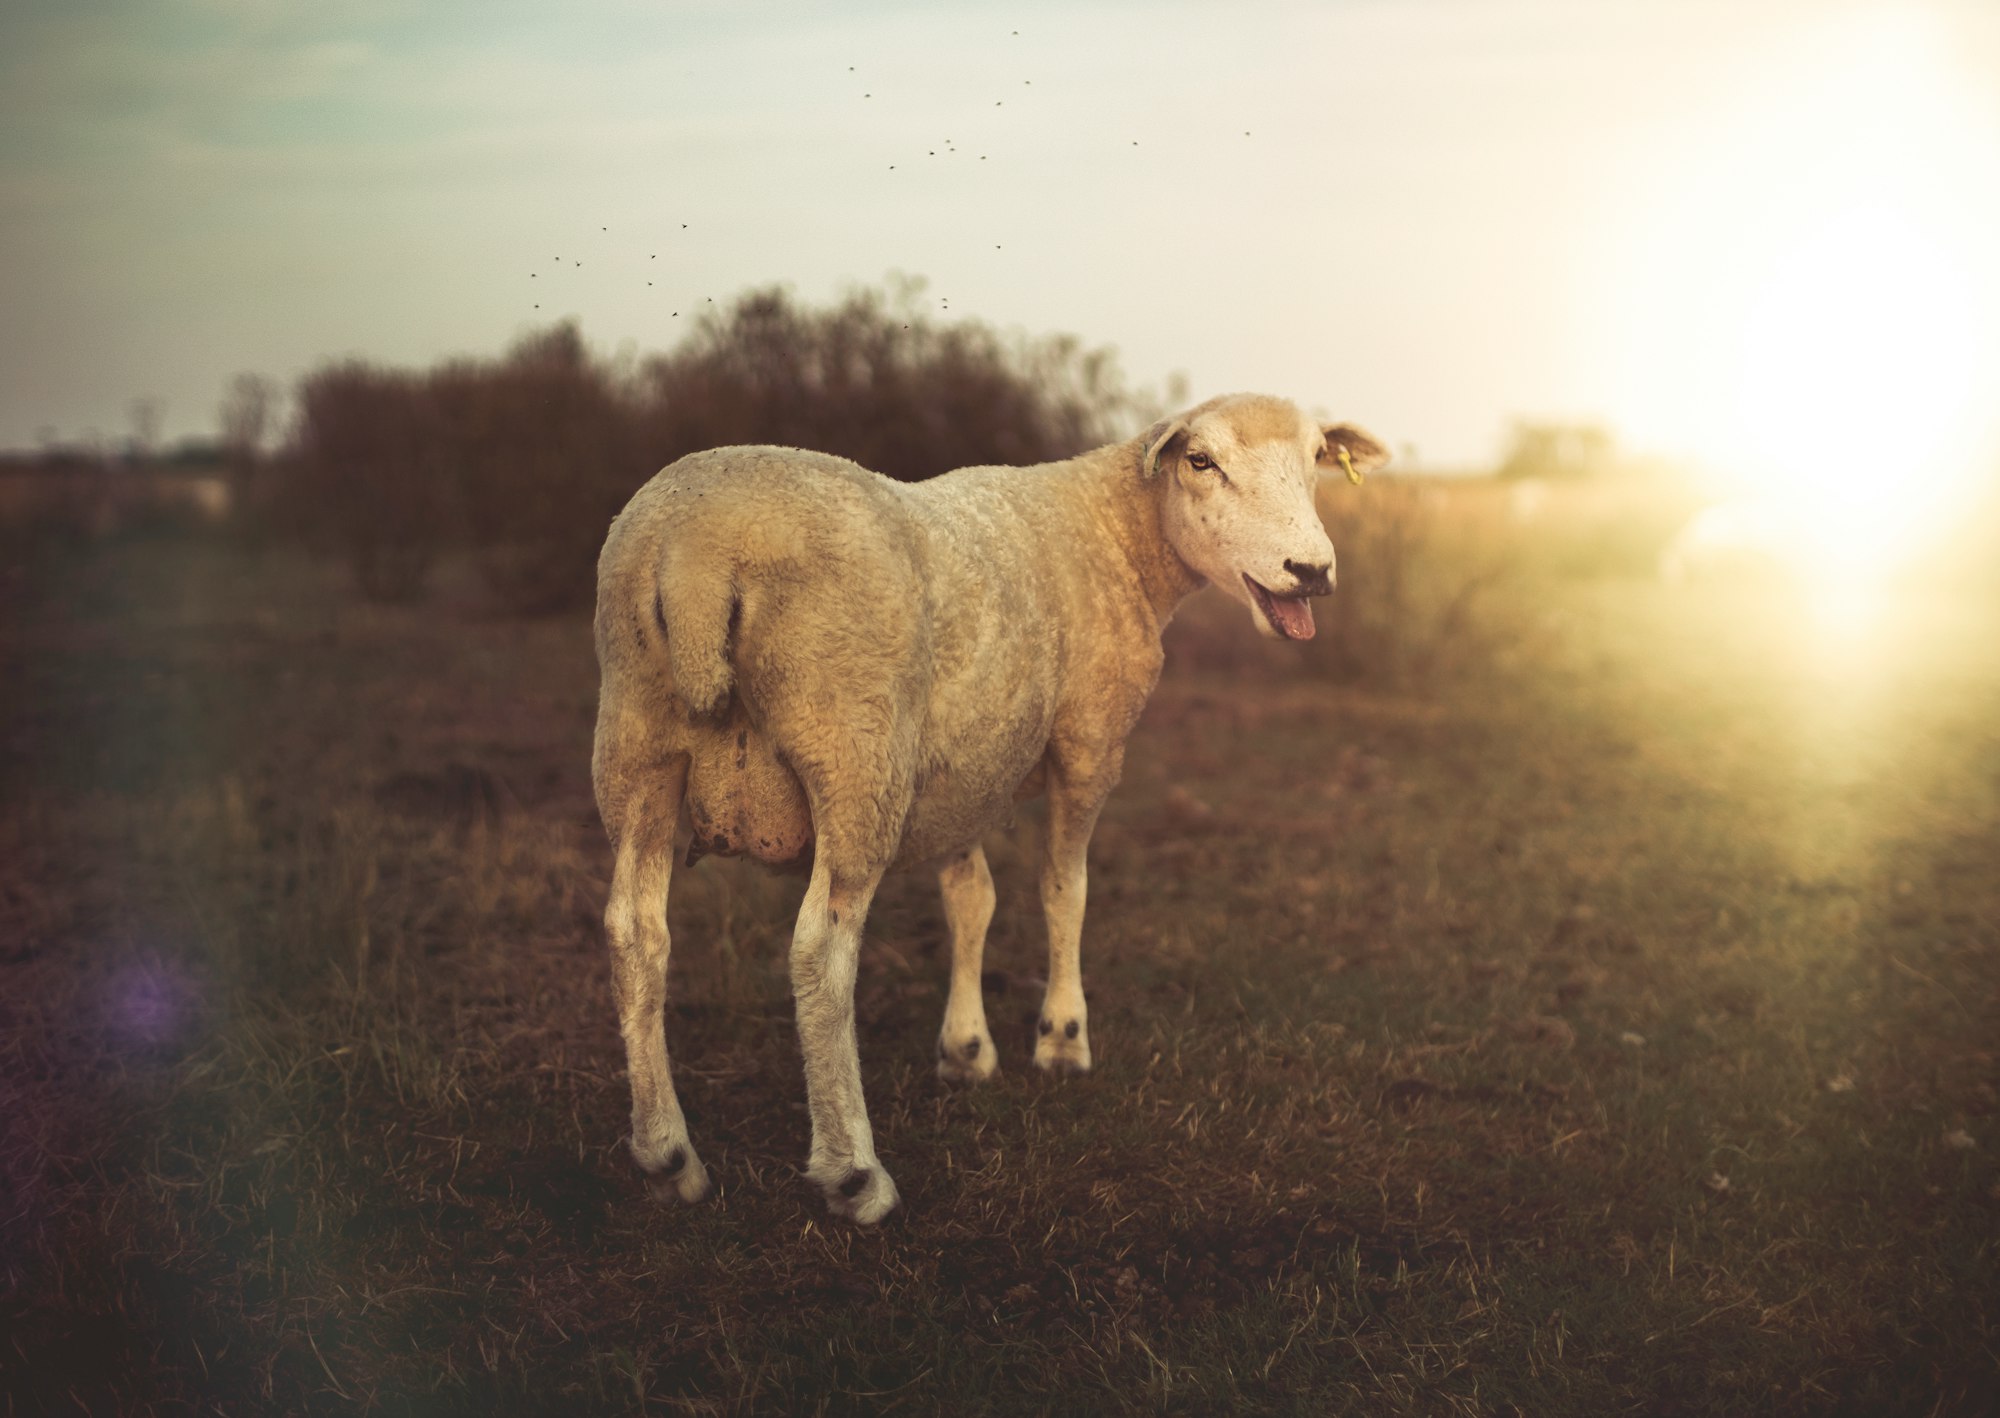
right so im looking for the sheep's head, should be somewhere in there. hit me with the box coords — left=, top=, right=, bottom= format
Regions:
left=1144, top=395, right=1389, bottom=641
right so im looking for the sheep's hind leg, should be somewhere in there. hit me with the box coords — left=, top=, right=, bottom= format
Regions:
left=935, top=844, right=999, bottom=1082
left=791, top=857, right=900, bottom=1224
left=604, top=768, right=711, bottom=1204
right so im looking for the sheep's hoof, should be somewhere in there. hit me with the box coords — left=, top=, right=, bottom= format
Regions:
left=638, top=1143, right=713, bottom=1205
left=818, top=1165, right=901, bottom=1225
left=1033, top=1020, right=1092, bottom=1076
left=935, top=1031, right=999, bottom=1084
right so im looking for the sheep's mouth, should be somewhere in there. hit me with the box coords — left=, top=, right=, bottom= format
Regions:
left=1243, top=575, right=1317, bottom=641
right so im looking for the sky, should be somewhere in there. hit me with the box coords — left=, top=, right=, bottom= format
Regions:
left=3, top=0, right=1999, bottom=473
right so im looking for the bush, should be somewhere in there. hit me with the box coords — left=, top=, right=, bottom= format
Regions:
left=1164, top=475, right=1525, bottom=690
left=1308, top=476, right=1520, bottom=685
left=432, top=325, right=651, bottom=614
left=286, top=365, right=454, bottom=602
left=275, top=280, right=1158, bottom=613
left=642, top=280, right=1153, bottom=481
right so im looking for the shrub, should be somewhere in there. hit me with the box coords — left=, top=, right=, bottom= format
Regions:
left=285, top=364, right=454, bottom=602
left=1307, top=476, right=1520, bottom=685
left=275, top=281, right=1158, bottom=614
left=432, top=324, right=650, bottom=614
left=1157, top=475, right=1524, bottom=690
left=638, top=279, right=1155, bottom=482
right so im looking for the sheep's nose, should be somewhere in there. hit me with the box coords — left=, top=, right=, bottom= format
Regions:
left=1284, top=558, right=1334, bottom=596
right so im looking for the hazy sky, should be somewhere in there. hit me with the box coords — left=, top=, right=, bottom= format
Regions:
left=4, top=0, right=1998, bottom=468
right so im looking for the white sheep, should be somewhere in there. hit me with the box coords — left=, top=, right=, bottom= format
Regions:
left=592, top=394, right=1389, bottom=1223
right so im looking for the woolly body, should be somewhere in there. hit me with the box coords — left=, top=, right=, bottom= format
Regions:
left=596, top=444, right=1182, bottom=872
left=591, top=395, right=1388, bottom=1224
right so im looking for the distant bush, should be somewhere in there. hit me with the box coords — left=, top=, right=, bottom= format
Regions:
left=1305, top=477, right=1512, bottom=684
left=1496, top=420, right=1617, bottom=483
left=287, top=364, right=453, bottom=603
left=276, top=280, right=1156, bottom=608
left=431, top=325, right=652, bottom=614
left=642, top=280, right=1152, bottom=482
left=1157, top=476, right=1523, bottom=690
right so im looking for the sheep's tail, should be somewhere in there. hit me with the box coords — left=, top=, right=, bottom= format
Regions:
left=655, top=545, right=738, bottom=719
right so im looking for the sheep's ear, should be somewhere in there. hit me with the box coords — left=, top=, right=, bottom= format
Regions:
left=1319, top=424, right=1391, bottom=476
left=1140, top=418, right=1188, bottom=479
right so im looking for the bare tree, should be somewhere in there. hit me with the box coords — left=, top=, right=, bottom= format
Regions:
left=220, top=374, right=275, bottom=458
left=219, top=373, right=277, bottom=533
left=126, top=398, right=163, bottom=460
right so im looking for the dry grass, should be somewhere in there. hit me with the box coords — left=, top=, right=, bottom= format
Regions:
left=2, top=527, right=1996, bottom=1415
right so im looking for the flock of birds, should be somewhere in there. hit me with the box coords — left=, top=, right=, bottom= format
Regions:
left=520, top=27, right=1256, bottom=331
left=527, top=226, right=707, bottom=317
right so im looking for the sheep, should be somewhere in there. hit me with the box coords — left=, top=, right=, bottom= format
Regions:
left=592, top=394, right=1390, bottom=1224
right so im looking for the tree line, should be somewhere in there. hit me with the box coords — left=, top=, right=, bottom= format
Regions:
left=276, top=281, right=1162, bottom=608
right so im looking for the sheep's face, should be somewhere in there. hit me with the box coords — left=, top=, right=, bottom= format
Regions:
left=1148, top=396, right=1388, bottom=641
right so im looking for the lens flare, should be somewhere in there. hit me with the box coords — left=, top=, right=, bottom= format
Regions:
left=105, top=958, right=197, bottom=1049
left=1607, top=6, right=2000, bottom=604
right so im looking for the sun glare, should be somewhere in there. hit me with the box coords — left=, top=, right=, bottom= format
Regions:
left=1607, top=7, right=2000, bottom=599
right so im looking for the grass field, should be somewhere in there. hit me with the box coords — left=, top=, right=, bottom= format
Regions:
left=3, top=529, right=1996, bottom=1414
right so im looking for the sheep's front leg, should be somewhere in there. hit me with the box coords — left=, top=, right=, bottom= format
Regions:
left=791, top=862, right=901, bottom=1224
left=936, top=845, right=998, bottom=1082
left=604, top=782, right=711, bottom=1204
left=1035, top=772, right=1112, bottom=1075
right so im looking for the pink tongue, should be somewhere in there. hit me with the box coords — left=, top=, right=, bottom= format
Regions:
left=1267, top=594, right=1316, bottom=641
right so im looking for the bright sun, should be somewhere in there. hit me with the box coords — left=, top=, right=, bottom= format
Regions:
left=1608, top=6, right=2000, bottom=598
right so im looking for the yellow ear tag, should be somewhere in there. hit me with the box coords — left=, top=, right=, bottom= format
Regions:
left=1338, top=445, right=1363, bottom=486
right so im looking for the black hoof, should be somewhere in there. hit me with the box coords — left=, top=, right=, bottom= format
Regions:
left=640, top=1145, right=712, bottom=1204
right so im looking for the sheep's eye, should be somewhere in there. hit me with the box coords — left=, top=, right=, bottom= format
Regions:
left=1188, top=451, right=1216, bottom=473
